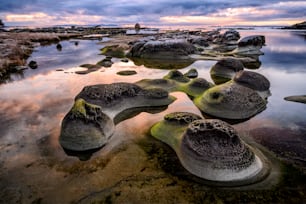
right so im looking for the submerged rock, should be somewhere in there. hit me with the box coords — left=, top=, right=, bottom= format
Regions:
left=151, top=113, right=269, bottom=185
left=184, top=68, right=198, bottom=78
left=96, top=57, right=113, bottom=67
left=60, top=98, right=115, bottom=151
left=116, top=70, right=137, bottom=76
left=131, top=57, right=195, bottom=69
left=56, top=43, right=62, bottom=51
left=210, top=58, right=244, bottom=84
left=194, top=81, right=267, bottom=120
left=100, top=44, right=128, bottom=58
left=127, top=39, right=198, bottom=60
left=284, top=95, right=306, bottom=104
left=28, top=60, right=38, bottom=69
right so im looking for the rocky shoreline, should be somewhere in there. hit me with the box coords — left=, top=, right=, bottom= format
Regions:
left=0, top=26, right=127, bottom=79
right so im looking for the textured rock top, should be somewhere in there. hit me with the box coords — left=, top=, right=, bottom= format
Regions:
left=234, top=70, right=270, bottom=91
left=182, top=119, right=255, bottom=170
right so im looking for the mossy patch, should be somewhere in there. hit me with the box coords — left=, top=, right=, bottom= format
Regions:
left=100, top=45, right=127, bottom=58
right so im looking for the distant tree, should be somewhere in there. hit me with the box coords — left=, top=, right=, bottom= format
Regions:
left=0, top=19, right=4, bottom=28
left=135, top=23, right=141, bottom=33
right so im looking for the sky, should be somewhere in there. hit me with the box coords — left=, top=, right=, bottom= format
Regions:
left=0, top=0, right=305, bottom=27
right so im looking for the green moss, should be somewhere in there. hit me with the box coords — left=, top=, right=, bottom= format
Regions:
left=101, top=46, right=125, bottom=58
left=70, top=98, right=102, bottom=120
left=150, top=120, right=188, bottom=149
left=210, top=74, right=231, bottom=85
left=163, top=70, right=190, bottom=83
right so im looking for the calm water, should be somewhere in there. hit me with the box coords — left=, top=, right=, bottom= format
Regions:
left=0, top=28, right=306, bottom=203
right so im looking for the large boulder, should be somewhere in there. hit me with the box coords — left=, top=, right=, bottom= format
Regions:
left=127, top=39, right=198, bottom=59
left=75, top=82, right=176, bottom=122
left=60, top=99, right=115, bottom=151
left=234, top=70, right=270, bottom=92
left=151, top=112, right=269, bottom=185
left=194, top=81, right=267, bottom=120
left=222, top=29, right=240, bottom=42
left=210, top=58, right=244, bottom=84
left=238, top=35, right=265, bottom=48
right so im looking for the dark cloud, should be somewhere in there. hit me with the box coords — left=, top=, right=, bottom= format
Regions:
left=0, top=0, right=305, bottom=25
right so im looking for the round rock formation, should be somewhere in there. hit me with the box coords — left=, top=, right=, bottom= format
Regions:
left=210, top=58, right=244, bottom=84
left=180, top=119, right=264, bottom=182
left=60, top=98, right=115, bottom=151
left=151, top=113, right=269, bottom=185
left=194, top=81, right=267, bottom=119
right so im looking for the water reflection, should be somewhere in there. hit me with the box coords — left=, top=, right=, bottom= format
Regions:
left=0, top=28, right=306, bottom=202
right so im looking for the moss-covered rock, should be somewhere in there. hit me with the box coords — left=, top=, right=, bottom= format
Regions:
left=210, top=58, right=244, bottom=85
left=194, top=81, right=267, bottom=120
left=59, top=98, right=115, bottom=151
left=100, top=44, right=129, bottom=58
left=163, top=70, right=190, bottom=83
left=151, top=113, right=270, bottom=186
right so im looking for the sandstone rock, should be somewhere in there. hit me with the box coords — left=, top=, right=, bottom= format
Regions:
left=151, top=113, right=269, bottom=185
left=127, top=39, right=197, bottom=59
left=184, top=68, right=198, bottom=78
left=194, top=81, right=267, bottom=119
left=234, top=70, right=270, bottom=91
left=210, top=58, right=244, bottom=84
left=60, top=98, right=115, bottom=151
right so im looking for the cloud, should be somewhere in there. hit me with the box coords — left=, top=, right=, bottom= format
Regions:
left=0, top=0, right=305, bottom=26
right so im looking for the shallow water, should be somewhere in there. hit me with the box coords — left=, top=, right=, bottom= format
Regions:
left=0, top=28, right=306, bottom=203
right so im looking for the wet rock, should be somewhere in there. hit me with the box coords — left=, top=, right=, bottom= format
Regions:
left=184, top=68, right=198, bottom=78
left=28, top=60, right=38, bottom=69
left=194, top=81, right=267, bottom=119
left=131, top=57, right=195, bottom=69
left=222, top=29, right=240, bottom=42
left=163, top=70, right=190, bottom=83
left=180, top=119, right=265, bottom=182
left=100, top=44, right=128, bottom=58
left=238, top=35, right=265, bottom=48
left=116, top=70, right=137, bottom=76
left=284, top=95, right=306, bottom=104
left=234, top=70, right=270, bottom=92
left=13, top=66, right=28, bottom=72
left=61, top=83, right=176, bottom=151
left=96, top=58, right=113, bottom=67
left=76, top=64, right=101, bottom=74
left=181, top=78, right=214, bottom=98
left=210, top=58, right=244, bottom=84
left=136, top=78, right=179, bottom=92
left=151, top=113, right=269, bottom=185
left=60, top=98, right=115, bottom=151
left=56, top=43, right=62, bottom=51
left=127, top=39, right=198, bottom=60
left=191, top=38, right=209, bottom=47
left=75, top=82, right=176, bottom=121
left=121, top=58, right=129, bottom=63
